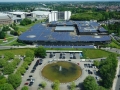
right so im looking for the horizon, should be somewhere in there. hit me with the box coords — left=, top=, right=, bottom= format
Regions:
left=0, top=0, right=120, bottom=2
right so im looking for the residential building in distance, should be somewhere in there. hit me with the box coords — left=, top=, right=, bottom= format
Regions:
left=8, top=12, right=34, bottom=23
left=49, top=11, right=71, bottom=22
left=31, top=11, right=51, bottom=20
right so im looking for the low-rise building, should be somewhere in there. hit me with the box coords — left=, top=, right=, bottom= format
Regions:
left=0, top=13, right=12, bottom=25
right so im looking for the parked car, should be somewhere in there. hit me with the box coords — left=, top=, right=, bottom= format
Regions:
left=27, top=79, right=31, bottom=81
left=29, top=75, right=33, bottom=77
left=39, top=59, right=43, bottom=65
left=31, top=69, right=35, bottom=73
left=30, top=79, right=35, bottom=82
left=24, top=82, right=29, bottom=85
left=68, top=60, right=71, bottom=61
left=29, top=82, right=33, bottom=86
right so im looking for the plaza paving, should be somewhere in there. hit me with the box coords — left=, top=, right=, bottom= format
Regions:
left=18, top=52, right=100, bottom=90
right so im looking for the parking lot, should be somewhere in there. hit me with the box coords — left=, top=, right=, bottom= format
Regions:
left=18, top=52, right=100, bottom=90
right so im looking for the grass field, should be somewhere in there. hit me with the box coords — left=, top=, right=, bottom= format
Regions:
left=0, top=48, right=116, bottom=58
left=0, top=37, right=15, bottom=44
left=0, top=48, right=34, bottom=56
left=41, top=61, right=82, bottom=83
left=107, top=39, right=120, bottom=49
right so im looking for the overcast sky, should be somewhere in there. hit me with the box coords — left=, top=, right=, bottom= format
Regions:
left=0, top=0, right=119, bottom=2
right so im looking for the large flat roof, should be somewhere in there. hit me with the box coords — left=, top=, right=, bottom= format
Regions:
left=18, top=21, right=111, bottom=42
left=55, top=26, right=74, bottom=31
left=9, top=12, right=30, bottom=15
left=31, top=11, right=50, bottom=16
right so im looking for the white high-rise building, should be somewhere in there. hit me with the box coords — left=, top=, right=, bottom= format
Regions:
left=49, top=11, right=71, bottom=22
left=49, top=11, right=58, bottom=22
left=64, top=11, right=71, bottom=20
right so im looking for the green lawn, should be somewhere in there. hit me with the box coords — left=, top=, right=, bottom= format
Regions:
left=0, top=48, right=116, bottom=58
left=0, top=48, right=34, bottom=56
left=106, top=39, right=120, bottom=49
left=41, top=61, right=82, bottom=83
left=0, top=37, right=14, bottom=44
left=82, top=49, right=112, bottom=59
left=4, top=39, right=18, bottom=46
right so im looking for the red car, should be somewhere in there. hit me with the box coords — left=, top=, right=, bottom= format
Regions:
left=24, top=82, right=29, bottom=85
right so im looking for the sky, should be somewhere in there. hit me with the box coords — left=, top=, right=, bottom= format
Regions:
left=0, top=0, right=119, bottom=2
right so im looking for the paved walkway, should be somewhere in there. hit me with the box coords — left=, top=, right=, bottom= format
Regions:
left=14, top=59, right=24, bottom=74
left=101, top=47, right=120, bottom=54
left=112, top=60, right=120, bottom=90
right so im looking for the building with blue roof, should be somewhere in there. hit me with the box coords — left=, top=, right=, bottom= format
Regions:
left=18, top=20, right=111, bottom=48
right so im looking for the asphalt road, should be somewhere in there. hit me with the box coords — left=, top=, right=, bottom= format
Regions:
left=115, top=70, right=120, bottom=90
left=115, top=62, right=120, bottom=90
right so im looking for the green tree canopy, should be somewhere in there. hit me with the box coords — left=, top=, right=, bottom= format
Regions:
left=20, top=18, right=32, bottom=26
left=24, top=57, right=32, bottom=64
left=0, top=75, right=6, bottom=84
left=0, top=59, right=7, bottom=68
left=94, top=60, right=100, bottom=68
left=70, top=82, right=76, bottom=90
left=8, top=73, right=22, bottom=89
left=2, top=26, right=10, bottom=32
left=25, top=50, right=34, bottom=59
left=0, top=83, right=14, bottom=90
left=21, top=86, right=28, bottom=90
left=34, top=46, right=46, bottom=58
left=53, top=80, right=60, bottom=90
left=3, top=63, right=14, bottom=75
left=83, top=76, right=98, bottom=90
left=0, top=31, right=6, bottom=39
left=4, top=52, right=14, bottom=60
left=41, top=81, right=47, bottom=88
left=99, top=54, right=118, bottom=88
left=98, top=86, right=107, bottom=90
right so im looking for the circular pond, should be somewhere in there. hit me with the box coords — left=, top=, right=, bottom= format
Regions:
left=41, top=61, right=82, bottom=83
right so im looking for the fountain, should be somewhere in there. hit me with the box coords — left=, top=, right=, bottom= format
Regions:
left=59, top=66, right=62, bottom=71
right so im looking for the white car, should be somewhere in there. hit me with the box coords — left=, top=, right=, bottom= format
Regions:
left=30, top=79, right=35, bottom=82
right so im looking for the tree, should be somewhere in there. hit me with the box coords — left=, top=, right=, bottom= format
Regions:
left=70, top=82, right=76, bottom=90
left=0, top=31, right=6, bottom=39
left=20, top=18, right=32, bottom=26
left=10, top=31, right=19, bottom=36
left=25, top=50, right=34, bottom=59
left=0, top=75, right=6, bottom=84
left=22, top=61, right=28, bottom=69
left=98, top=86, right=106, bottom=90
left=3, top=63, right=14, bottom=75
left=2, top=26, right=10, bottom=32
left=21, top=86, right=28, bottom=90
left=8, top=73, right=22, bottom=89
left=34, top=46, right=46, bottom=58
left=24, top=57, right=32, bottom=64
left=17, top=67, right=26, bottom=75
left=0, top=83, right=14, bottom=90
left=94, top=60, right=100, bottom=68
left=83, top=76, right=98, bottom=90
left=0, top=59, right=7, bottom=68
left=99, top=54, right=118, bottom=88
left=52, top=80, right=60, bottom=90
left=4, top=52, right=14, bottom=60
left=41, top=81, right=47, bottom=88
